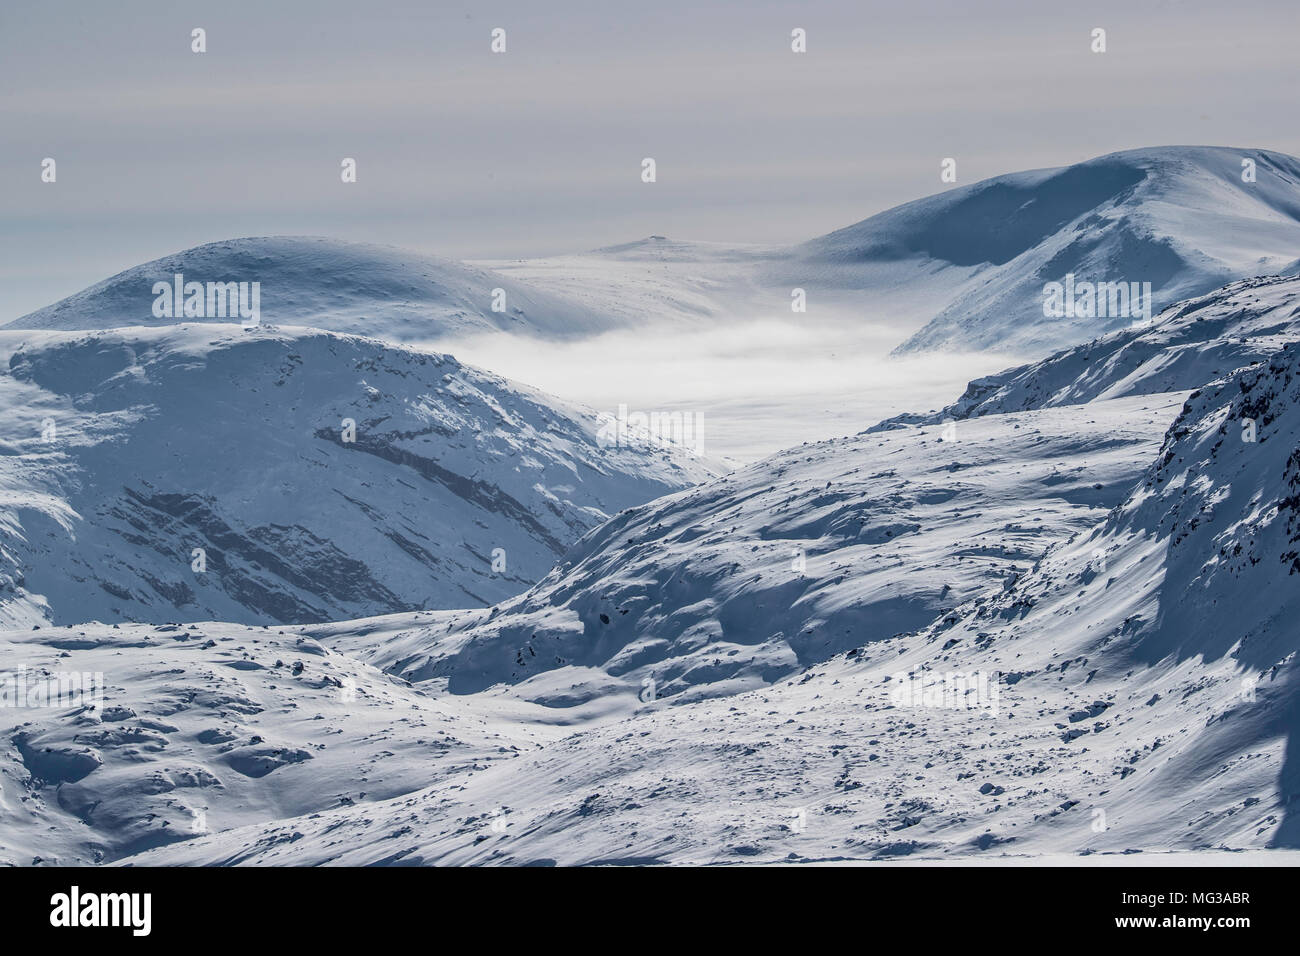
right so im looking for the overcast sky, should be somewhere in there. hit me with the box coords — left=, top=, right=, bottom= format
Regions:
left=2, top=0, right=1299, bottom=319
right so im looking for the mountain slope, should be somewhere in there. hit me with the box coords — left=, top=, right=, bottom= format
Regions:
left=122, top=342, right=1300, bottom=866
left=0, top=325, right=714, bottom=627
left=786, top=146, right=1300, bottom=354
left=307, top=393, right=1184, bottom=706
left=0, top=621, right=554, bottom=865
left=872, top=272, right=1300, bottom=429
left=3, top=237, right=616, bottom=341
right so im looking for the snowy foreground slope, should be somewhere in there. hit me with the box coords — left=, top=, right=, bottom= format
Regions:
left=0, top=325, right=712, bottom=627
left=118, top=341, right=1300, bottom=865
left=0, top=391, right=1180, bottom=865
left=3, top=237, right=616, bottom=342
left=0, top=622, right=557, bottom=865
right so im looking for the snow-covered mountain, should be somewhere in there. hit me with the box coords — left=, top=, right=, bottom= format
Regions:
left=0, top=389, right=1186, bottom=866
left=4, top=237, right=616, bottom=341
left=111, top=338, right=1300, bottom=866
left=783, top=146, right=1300, bottom=354
left=873, top=272, right=1300, bottom=430
left=474, top=147, right=1300, bottom=365
left=9, top=147, right=1300, bottom=868
left=17, top=149, right=1293, bottom=385
left=9, top=277, right=1300, bottom=864
left=305, top=394, right=1185, bottom=706
left=0, top=325, right=714, bottom=627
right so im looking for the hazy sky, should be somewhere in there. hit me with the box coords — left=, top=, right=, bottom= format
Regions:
left=3, top=0, right=1299, bottom=319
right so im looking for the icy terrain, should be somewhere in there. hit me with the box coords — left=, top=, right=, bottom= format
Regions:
left=4, top=284, right=1299, bottom=863
left=0, top=620, right=555, bottom=865
left=0, top=325, right=713, bottom=627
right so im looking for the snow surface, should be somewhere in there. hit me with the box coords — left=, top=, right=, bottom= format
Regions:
left=4, top=237, right=618, bottom=341
left=0, top=620, right=556, bottom=865
left=111, top=340, right=1300, bottom=864
left=1, top=389, right=1200, bottom=865
left=0, top=325, right=714, bottom=627
left=313, top=394, right=1185, bottom=706
left=5, top=146, right=1300, bottom=867
left=786, top=146, right=1300, bottom=354
left=873, top=272, right=1300, bottom=430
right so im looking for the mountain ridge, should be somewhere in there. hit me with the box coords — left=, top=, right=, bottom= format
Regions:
left=0, top=324, right=715, bottom=627
left=4, top=236, right=617, bottom=342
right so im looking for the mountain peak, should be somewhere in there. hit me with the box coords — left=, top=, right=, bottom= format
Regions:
left=788, top=145, right=1300, bottom=355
